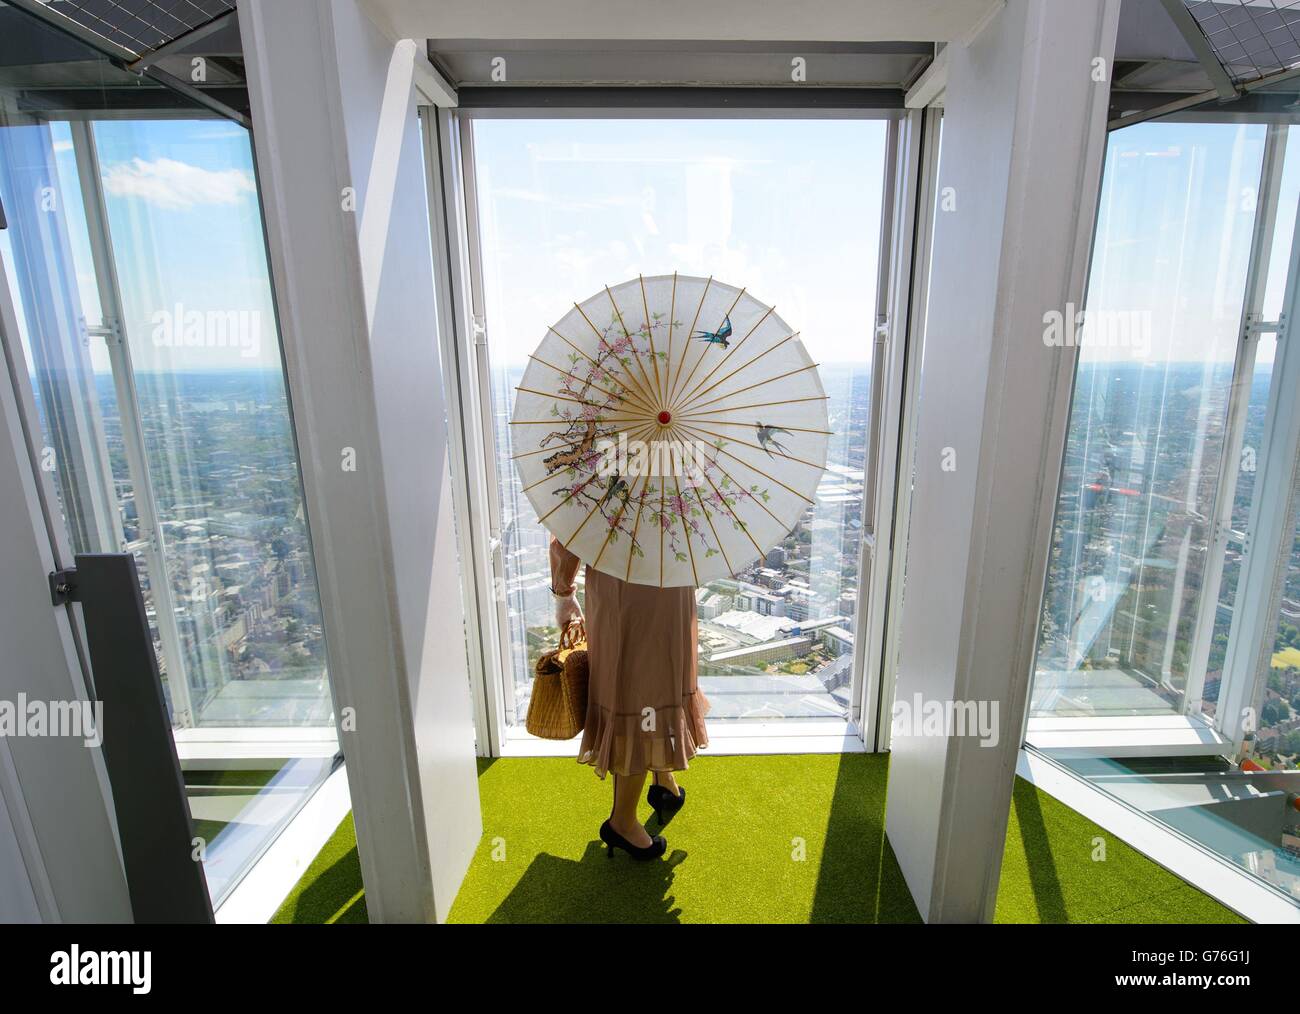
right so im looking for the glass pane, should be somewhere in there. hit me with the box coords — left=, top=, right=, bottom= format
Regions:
left=1253, top=501, right=1300, bottom=898
left=470, top=117, right=888, bottom=725
left=1034, top=121, right=1263, bottom=719
left=1261, top=501, right=1300, bottom=767
left=91, top=119, right=332, bottom=729
left=1026, top=117, right=1300, bottom=907
left=0, top=8, right=339, bottom=905
left=1203, top=333, right=1277, bottom=720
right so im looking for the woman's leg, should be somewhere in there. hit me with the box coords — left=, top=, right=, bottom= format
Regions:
left=610, top=771, right=652, bottom=847
left=652, top=769, right=681, bottom=797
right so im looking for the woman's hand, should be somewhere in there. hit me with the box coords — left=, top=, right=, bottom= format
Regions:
left=555, top=591, right=583, bottom=631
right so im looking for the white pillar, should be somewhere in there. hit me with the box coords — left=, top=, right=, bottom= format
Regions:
left=885, top=0, right=1120, bottom=922
left=239, top=0, right=481, bottom=922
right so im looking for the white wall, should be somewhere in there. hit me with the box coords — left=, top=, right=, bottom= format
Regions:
left=240, top=0, right=481, bottom=922
left=885, top=0, right=1119, bottom=922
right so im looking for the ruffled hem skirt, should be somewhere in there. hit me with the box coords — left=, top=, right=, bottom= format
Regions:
left=578, top=693, right=710, bottom=779
left=576, top=563, right=707, bottom=779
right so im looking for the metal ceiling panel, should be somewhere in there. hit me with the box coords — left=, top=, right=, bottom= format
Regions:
left=33, top=0, right=235, bottom=58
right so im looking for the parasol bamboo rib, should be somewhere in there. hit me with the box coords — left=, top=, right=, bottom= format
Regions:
left=674, top=394, right=829, bottom=420
left=655, top=480, right=665, bottom=586
left=668, top=275, right=713, bottom=405
left=510, top=424, right=622, bottom=460
left=675, top=422, right=815, bottom=504
left=511, top=418, right=619, bottom=425
left=513, top=385, right=625, bottom=411
left=687, top=420, right=832, bottom=436
left=687, top=468, right=736, bottom=574
left=592, top=468, right=652, bottom=570
left=677, top=332, right=798, bottom=412
left=691, top=453, right=765, bottom=561
left=680, top=362, right=823, bottom=415
left=663, top=272, right=679, bottom=411
left=670, top=287, right=748, bottom=410
left=519, top=421, right=631, bottom=494
left=674, top=305, right=777, bottom=411
left=574, top=300, right=659, bottom=414
left=602, top=287, right=660, bottom=410
left=670, top=476, right=701, bottom=588
left=547, top=325, right=658, bottom=414
left=560, top=419, right=658, bottom=544
left=638, top=275, right=663, bottom=403
left=564, top=473, right=624, bottom=550
left=691, top=439, right=789, bottom=530
left=623, top=474, right=655, bottom=584
left=527, top=353, right=653, bottom=414
left=679, top=420, right=823, bottom=470
left=534, top=422, right=655, bottom=526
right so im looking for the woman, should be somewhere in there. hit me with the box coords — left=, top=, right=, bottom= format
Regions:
left=549, top=535, right=709, bottom=860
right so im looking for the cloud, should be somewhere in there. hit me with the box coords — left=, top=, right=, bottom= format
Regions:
left=103, top=156, right=255, bottom=210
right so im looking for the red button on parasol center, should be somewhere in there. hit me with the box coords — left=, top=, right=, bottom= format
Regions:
left=657, top=410, right=672, bottom=425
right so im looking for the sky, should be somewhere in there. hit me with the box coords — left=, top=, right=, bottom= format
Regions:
left=470, top=117, right=888, bottom=367
left=26, top=118, right=282, bottom=374
left=1083, top=119, right=1293, bottom=366
left=3, top=114, right=1293, bottom=380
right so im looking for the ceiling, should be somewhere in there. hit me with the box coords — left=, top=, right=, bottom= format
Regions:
left=29, top=0, right=235, bottom=58
left=366, top=0, right=1006, bottom=44
left=7, top=0, right=1300, bottom=127
left=0, top=1, right=250, bottom=120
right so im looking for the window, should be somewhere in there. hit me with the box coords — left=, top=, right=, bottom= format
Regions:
left=460, top=115, right=890, bottom=730
left=1027, top=118, right=1300, bottom=906
left=1034, top=121, right=1261, bottom=720
left=0, top=12, right=337, bottom=904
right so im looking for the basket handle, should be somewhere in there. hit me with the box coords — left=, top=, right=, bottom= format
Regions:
left=559, top=618, right=586, bottom=649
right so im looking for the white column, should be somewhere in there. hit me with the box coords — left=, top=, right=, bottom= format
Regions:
left=885, top=0, right=1120, bottom=922
left=239, top=0, right=481, bottom=922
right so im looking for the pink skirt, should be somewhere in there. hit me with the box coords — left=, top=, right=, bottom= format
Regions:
left=576, top=564, right=709, bottom=778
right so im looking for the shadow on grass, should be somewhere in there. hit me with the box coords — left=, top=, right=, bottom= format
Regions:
left=278, top=843, right=369, bottom=924
left=486, top=843, right=686, bottom=923
left=1010, top=777, right=1067, bottom=923
left=809, top=753, right=922, bottom=923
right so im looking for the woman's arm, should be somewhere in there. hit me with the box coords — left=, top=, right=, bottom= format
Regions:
left=549, top=536, right=583, bottom=628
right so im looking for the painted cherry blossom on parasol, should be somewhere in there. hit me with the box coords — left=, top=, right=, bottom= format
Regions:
left=511, top=274, right=829, bottom=588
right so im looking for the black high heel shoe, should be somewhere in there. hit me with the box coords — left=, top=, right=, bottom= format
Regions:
left=599, top=819, right=666, bottom=860
left=647, top=774, right=686, bottom=824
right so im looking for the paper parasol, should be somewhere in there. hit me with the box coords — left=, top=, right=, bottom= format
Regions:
left=510, top=274, right=828, bottom=588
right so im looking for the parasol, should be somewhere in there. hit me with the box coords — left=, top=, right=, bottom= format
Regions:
left=510, top=274, right=828, bottom=588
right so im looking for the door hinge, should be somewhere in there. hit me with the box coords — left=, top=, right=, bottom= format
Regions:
left=49, top=567, right=79, bottom=606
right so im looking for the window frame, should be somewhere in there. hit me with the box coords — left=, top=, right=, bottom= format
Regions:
left=1022, top=112, right=1300, bottom=759
left=421, top=96, right=919, bottom=755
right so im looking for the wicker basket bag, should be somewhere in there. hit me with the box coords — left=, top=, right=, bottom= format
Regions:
left=525, top=619, right=589, bottom=740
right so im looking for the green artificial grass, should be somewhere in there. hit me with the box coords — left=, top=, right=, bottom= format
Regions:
left=270, top=812, right=368, bottom=924
left=270, top=754, right=1243, bottom=924
left=995, top=775, right=1245, bottom=924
